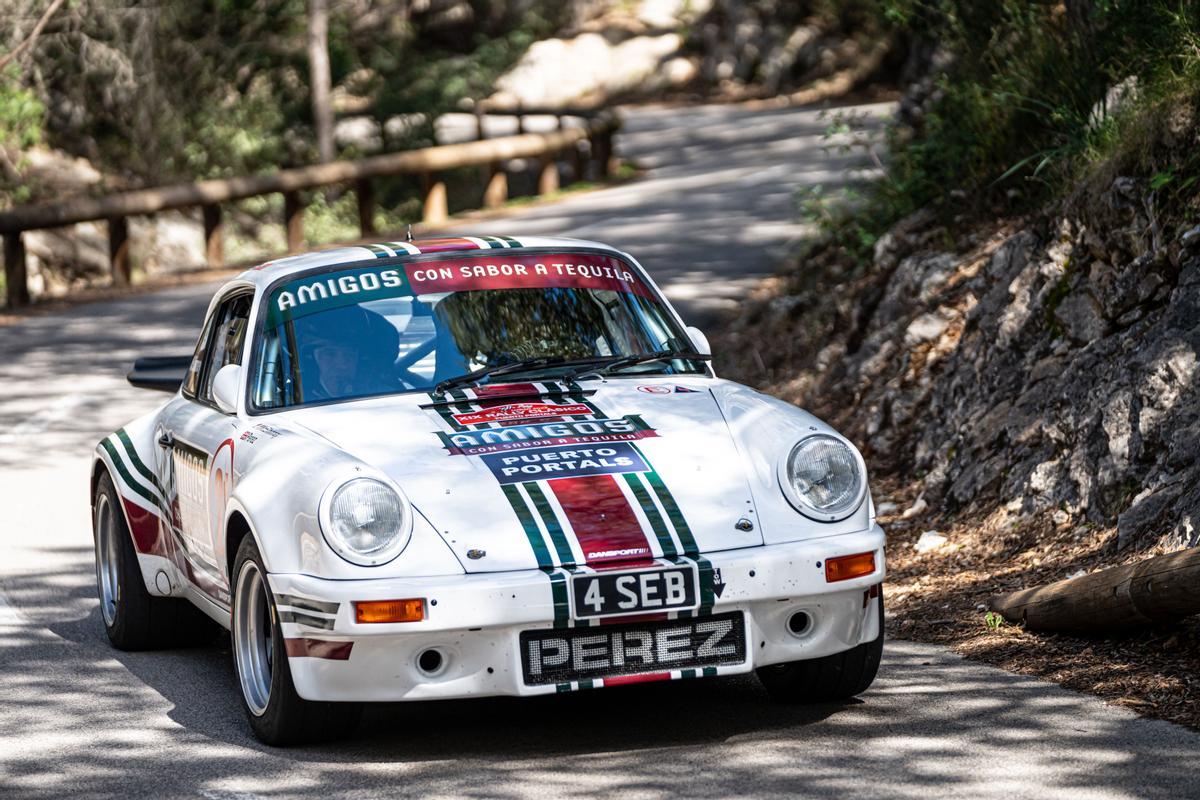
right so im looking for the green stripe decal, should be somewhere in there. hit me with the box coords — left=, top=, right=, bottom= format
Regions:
left=523, top=482, right=576, bottom=566
left=702, top=666, right=718, bottom=677
left=499, top=235, right=521, bottom=247
left=480, top=235, right=507, bottom=248
left=426, top=393, right=466, bottom=432
left=99, top=438, right=159, bottom=509
left=622, top=473, right=677, bottom=558
left=500, top=485, right=552, bottom=569
left=547, top=569, right=570, bottom=628
left=643, top=468, right=699, bottom=555
left=115, top=429, right=162, bottom=495
left=556, top=682, right=571, bottom=693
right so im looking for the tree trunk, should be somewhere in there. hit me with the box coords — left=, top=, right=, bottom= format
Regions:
left=308, top=0, right=335, bottom=165
left=989, top=548, right=1200, bottom=634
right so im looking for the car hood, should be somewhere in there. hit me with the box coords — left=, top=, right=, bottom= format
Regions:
left=287, top=378, right=767, bottom=573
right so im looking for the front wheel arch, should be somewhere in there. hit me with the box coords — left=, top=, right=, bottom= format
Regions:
left=225, top=509, right=255, bottom=588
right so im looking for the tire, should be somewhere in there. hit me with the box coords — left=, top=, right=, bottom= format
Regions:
left=92, top=471, right=219, bottom=650
left=756, top=590, right=885, bottom=703
left=231, top=535, right=361, bottom=745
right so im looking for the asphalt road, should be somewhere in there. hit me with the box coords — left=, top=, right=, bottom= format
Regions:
left=2, top=102, right=1199, bottom=799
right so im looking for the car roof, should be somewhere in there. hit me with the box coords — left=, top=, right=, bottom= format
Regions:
left=232, top=235, right=627, bottom=289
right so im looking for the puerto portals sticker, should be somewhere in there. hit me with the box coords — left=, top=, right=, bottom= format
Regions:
left=481, top=443, right=647, bottom=485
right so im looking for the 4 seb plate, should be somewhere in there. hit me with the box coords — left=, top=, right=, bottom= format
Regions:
left=520, top=611, right=746, bottom=686
left=570, top=564, right=699, bottom=619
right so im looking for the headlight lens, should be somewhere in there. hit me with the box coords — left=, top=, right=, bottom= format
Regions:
left=780, top=435, right=865, bottom=520
left=323, top=478, right=409, bottom=565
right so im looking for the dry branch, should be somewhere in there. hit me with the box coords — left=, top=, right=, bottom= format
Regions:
left=0, top=0, right=67, bottom=72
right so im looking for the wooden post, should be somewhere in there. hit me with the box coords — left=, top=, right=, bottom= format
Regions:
left=537, top=154, right=559, bottom=196
left=483, top=163, right=508, bottom=209
left=3, top=232, right=29, bottom=308
left=568, top=143, right=585, bottom=184
left=108, top=216, right=130, bottom=285
left=422, top=173, right=448, bottom=226
left=591, top=128, right=613, bottom=179
left=356, top=178, right=376, bottom=237
left=283, top=191, right=305, bottom=252
left=202, top=204, right=223, bottom=268
left=989, top=547, right=1200, bottom=633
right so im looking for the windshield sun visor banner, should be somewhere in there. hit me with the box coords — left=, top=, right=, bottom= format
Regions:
left=405, top=254, right=653, bottom=297
left=267, top=265, right=410, bottom=329
left=265, top=252, right=654, bottom=330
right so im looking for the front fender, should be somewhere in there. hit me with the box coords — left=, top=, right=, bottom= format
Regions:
left=225, top=424, right=464, bottom=580
left=709, top=381, right=875, bottom=543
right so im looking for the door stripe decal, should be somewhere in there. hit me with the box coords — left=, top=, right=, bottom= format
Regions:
left=115, top=429, right=164, bottom=496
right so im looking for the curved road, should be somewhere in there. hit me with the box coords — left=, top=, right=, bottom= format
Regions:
left=1, top=102, right=1198, bottom=799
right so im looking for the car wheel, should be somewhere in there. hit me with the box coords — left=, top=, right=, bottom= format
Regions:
left=93, top=471, right=219, bottom=650
left=231, top=536, right=361, bottom=745
left=756, top=590, right=885, bottom=703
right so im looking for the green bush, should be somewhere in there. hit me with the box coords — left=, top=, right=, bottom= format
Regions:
left=837, top=0, right=1200, bottom=252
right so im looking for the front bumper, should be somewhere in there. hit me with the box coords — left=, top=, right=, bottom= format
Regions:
left=268, top=524, right=885, bottom=702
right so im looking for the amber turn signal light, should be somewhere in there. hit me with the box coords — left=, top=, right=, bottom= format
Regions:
left=825, top=551, right=876, bottom=583
left=354, top=598, right=425, bottom=624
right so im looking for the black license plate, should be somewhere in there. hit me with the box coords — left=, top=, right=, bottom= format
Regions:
left=570, top=565, right=698, bottom=619
left=520, top=611, right=746, bottom=686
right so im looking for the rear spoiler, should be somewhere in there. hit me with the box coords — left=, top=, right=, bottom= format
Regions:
left=127, top=355, right=191, bottom=393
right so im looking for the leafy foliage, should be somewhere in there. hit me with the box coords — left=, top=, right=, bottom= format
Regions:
left=2, top=0, right=572, bottom=190
left=810, top=0, right=1200, bottom=262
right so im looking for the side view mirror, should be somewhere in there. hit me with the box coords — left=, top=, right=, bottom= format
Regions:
left=127, top=355, right=191, bottom=393
left=686, top=326, right=711, bottom=356
left=212, top=364, right=242, bottom=414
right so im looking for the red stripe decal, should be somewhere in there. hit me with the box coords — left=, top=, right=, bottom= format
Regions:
left=604, top=672, right=671, bottom=686
left=121, top=498, right=168, bottom=557
left=472, top=383, right=539, bottom=399
left=284, top=638, right=354, bottom=660
left=409, top=237, right=482, bottom=253
left=550, top=475, right=654, bottom=567
left=599, top=611, right=669, bottom=626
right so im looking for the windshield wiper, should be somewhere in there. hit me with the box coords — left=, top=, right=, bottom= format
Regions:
left=561, top=349, right=712, bottom=383
left=433, top=355, right=613, bottom=395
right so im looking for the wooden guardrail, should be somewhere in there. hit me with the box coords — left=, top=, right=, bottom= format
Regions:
left=0, top=107, right=619, bottom=308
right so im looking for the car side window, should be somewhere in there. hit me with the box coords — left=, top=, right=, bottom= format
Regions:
left=182, top=313, right=218, bottom=399
left=198, top=293, right=254, bottom=405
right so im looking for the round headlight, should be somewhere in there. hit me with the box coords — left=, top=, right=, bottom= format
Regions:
left=779, top=434, right=866, bottom=521
left=322, top=478, right=410, bottom=565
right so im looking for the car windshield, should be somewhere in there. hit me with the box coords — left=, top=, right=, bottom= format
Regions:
left=251, top=250, right=706, bottom=410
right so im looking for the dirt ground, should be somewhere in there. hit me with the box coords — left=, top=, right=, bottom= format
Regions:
left=878, top=477, right=1200, bottom=731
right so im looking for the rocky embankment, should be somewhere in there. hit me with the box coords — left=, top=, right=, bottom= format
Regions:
left=720, top=180, right=1200, bottom=558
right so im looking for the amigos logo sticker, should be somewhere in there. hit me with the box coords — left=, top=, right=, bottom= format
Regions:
left=438, top=415, right=657, bottom=456
left=481, top=443, right=647, bottom=485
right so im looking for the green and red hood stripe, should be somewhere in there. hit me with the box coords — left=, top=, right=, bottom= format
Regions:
left=425, top=383, right=718, bottom=628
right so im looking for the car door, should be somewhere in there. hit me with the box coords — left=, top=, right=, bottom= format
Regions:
left=157, top=290, right=254, bottom=603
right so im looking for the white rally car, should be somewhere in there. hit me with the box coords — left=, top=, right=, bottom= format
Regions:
left=92, top=235, right=885, bottom=745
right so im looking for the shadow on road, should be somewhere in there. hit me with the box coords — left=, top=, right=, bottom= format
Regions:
left=2, top=543, right=1200, bottom=799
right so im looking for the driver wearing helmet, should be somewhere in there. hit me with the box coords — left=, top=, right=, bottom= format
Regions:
left=294, top=304, right=400, bottom=402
